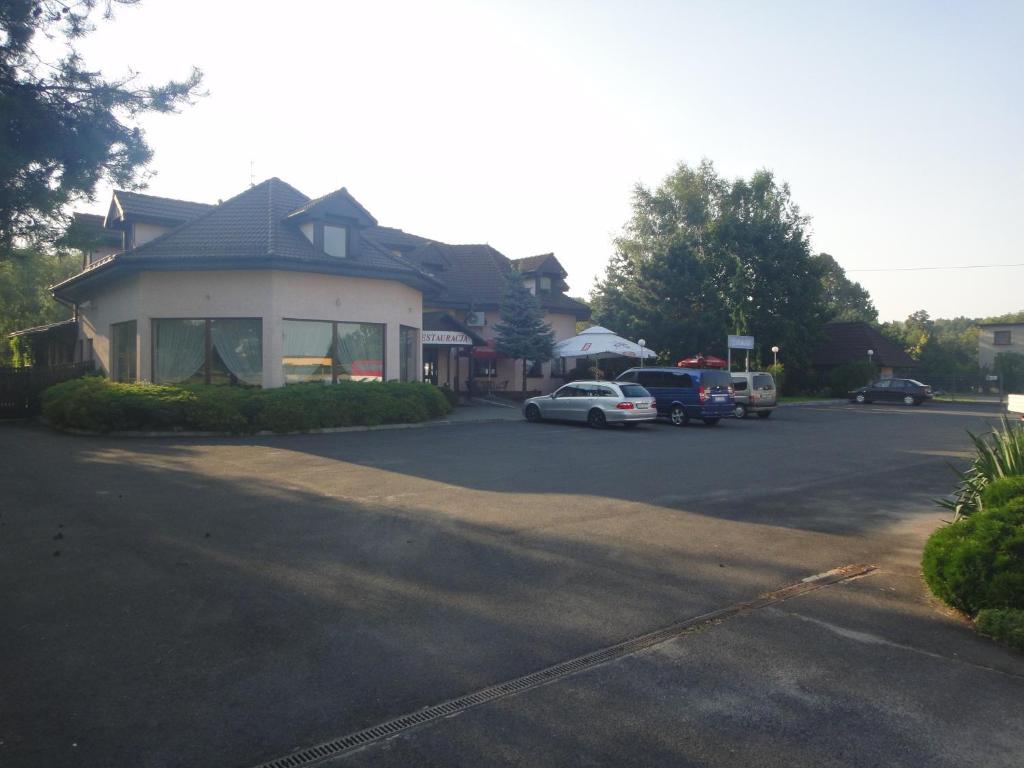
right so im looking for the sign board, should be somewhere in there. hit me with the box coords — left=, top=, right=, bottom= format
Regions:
left=728, top=335, right=755, bottom=350
left=422, top=331, right=473, bottom=346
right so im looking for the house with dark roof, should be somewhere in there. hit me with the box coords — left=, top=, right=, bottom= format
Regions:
left=23, top=179, right=589, bottom=392
left=812, top=321, right=916, bottom=379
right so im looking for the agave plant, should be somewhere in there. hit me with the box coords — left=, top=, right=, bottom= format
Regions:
left=939, top=417, right=1024, bottom=521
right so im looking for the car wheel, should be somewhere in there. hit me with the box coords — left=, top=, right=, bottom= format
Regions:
left=855, top=393, right=867, bottom=404
left=734, top=404, right=747, bottom=419
left=703, top=418, right=720, bottom=426
left=525, top=404, right=542, bottom=422
left=669, top=405, right=688, bottom=426
left=757, top=410, right=772, bottom=419
left=902, top=395, right=915, bottom=406
left=587, top=409, right=607, bottom=429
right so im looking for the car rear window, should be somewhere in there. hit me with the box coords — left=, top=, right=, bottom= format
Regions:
left=732, top=378, right=748, bottom=391
left=698, top=370, right=733, bottom=389
left=619, top=384, right=650, bottom=398
left=752, top=374, right=774, bottom=390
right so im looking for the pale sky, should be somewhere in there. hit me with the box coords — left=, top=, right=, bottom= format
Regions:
left=74, top=0, right=1022, bottom=322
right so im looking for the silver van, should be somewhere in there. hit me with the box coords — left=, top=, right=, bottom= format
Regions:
left=730, top=372, right=777, bottom=419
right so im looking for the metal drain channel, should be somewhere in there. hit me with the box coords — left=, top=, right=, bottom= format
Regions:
left=251, top=563, right=875, bottom=768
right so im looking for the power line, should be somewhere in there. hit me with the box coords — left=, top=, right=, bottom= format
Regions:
left=847, top=262, right=1024, bottom=273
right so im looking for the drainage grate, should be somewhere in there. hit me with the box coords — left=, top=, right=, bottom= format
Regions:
left=250, top=563, right=875, bottom=768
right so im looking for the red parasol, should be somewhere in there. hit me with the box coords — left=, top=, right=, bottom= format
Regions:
left=676, top=354, right=728, bottom=369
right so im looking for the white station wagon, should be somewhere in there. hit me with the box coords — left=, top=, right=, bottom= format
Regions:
left=523, top=380, right=658, bottom=429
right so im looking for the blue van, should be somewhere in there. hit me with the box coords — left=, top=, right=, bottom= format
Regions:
left=617, top=367, right=735, bottom=426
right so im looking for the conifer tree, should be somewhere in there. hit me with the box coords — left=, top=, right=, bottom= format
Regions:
left=494, top=269, right=555, bottom=391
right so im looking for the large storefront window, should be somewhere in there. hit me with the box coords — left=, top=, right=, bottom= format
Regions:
left=111, top=320, right=137, bottom=382
left=400, top=326, right=419, bottom=382
left=282, top=319, right=384, bottom=384
left=152, top=318, right=262, bottom=386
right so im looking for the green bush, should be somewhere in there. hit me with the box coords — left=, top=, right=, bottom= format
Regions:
left=41, top=377, right=453, bottom=434
left=975, top=608, right=1024, bottom=652
left=827, top=361, right=876, bottom=398
left=438, top=384, right=460, bottom=409
left=980, top=475, right=1024, bottom=510
left=940, top=418, right=1024, bottom=519
left=766, top=362, right=785, bottom=395
left=921, top=496, right=1024, bottom=614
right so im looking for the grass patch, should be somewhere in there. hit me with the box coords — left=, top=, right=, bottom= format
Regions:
left=42, top=376, right=452, bottom=434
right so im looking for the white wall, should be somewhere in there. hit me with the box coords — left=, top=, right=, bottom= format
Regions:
left=134, top=222, right=172, bottom=247
left=979, top=324, right=1024, bottom=369
left=77, top=269, right=422, bottom=387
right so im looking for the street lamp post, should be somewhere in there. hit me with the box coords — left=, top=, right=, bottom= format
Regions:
left=638, top=338, right=646, bottom=369
left=867, top=349, right=874, bottom=367
left=771, top=345, right=779, bottom=366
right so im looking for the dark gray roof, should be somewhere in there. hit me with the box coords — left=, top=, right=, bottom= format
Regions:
left=286, top=187, right=377, bottom=227
left=511, top=253, right=566, bottom=276
left=8, top=318, right=76, bottom=338
left=410, top=242, right=590, bottom=318
left=363, top=226, right=435, bottom=252
left=54, top=179, right=439, bottom=300
left=107, top=190, right=213, bottom=226
left=812, top=321, right=916, bottom=368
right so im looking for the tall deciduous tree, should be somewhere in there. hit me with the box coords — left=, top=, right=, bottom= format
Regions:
left=494, top=269, right=555, bottom=391
left=813, top=252, right=878, bottom=322
left=0, top=0, right=204, bottom=252
left=592, top=160, right=831, bottom=372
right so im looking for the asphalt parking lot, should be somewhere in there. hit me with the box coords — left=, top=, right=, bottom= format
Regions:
left=1, top=402, right=1022, bottom=768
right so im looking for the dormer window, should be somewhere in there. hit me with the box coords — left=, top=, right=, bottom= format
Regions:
left=323, top=224, right=347, bottom=258
left=538, top=276, right=552, bottom=294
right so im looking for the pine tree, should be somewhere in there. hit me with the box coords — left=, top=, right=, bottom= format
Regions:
left=494, top=269, right=556, bottom=391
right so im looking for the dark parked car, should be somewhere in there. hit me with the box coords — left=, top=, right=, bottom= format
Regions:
left=617, top=367, right=735, bottom=425
left=849, top=378, right=933, bottom=406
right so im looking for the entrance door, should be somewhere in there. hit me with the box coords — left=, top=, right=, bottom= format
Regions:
left=423, top=347, right=439, bottom=385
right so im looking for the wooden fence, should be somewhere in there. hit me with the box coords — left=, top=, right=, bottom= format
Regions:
left=0, top=362, right=96, bottom=419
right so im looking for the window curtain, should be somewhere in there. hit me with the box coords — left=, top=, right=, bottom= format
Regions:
left=153, top=319, right=206, bottom=384
left=336, top=323, right=383, bottom=381
left=211, top=319, right=263, bottom=386
left=282, top=320, right=333, bottom=383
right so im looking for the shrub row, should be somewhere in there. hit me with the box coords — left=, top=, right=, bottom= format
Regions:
left=41, top=377, right=452, bottom=434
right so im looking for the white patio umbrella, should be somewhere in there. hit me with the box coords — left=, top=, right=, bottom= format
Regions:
left=552, top=326, right=658, bottom=360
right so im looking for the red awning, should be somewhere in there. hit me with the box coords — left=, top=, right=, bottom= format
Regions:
left=677, top=354, right=728, bottom=369
left=470, top=340, right=504, bottom=359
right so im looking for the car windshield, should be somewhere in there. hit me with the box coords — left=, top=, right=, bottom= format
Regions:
left=619, top=384, right=650, bottom=398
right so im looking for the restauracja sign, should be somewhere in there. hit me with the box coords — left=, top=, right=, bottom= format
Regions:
left=423, top=330, right=473, bottom=346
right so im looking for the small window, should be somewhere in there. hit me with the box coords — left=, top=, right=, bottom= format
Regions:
left=994, top=330, right=1011, bottom=346
left=538, top=276, right=552, bottom=293
left=527, top=359, right=544, bottom=378
left=732, top=378, right=748, bottom=391
left=673, top=372, right=694, bottom=388
left=323, top=225, right=347, bottom=258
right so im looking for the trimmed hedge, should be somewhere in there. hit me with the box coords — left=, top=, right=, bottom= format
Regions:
left=922, top=476, right=1024, bottom=617
left=975, top=608, right=1024, bottom=652
left=41, top=376, right=452, bottom=434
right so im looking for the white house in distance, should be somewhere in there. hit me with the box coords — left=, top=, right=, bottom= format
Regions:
left=978, top=321, right=1024, bottom=370
left=32, top=179, right=590, bottom=393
